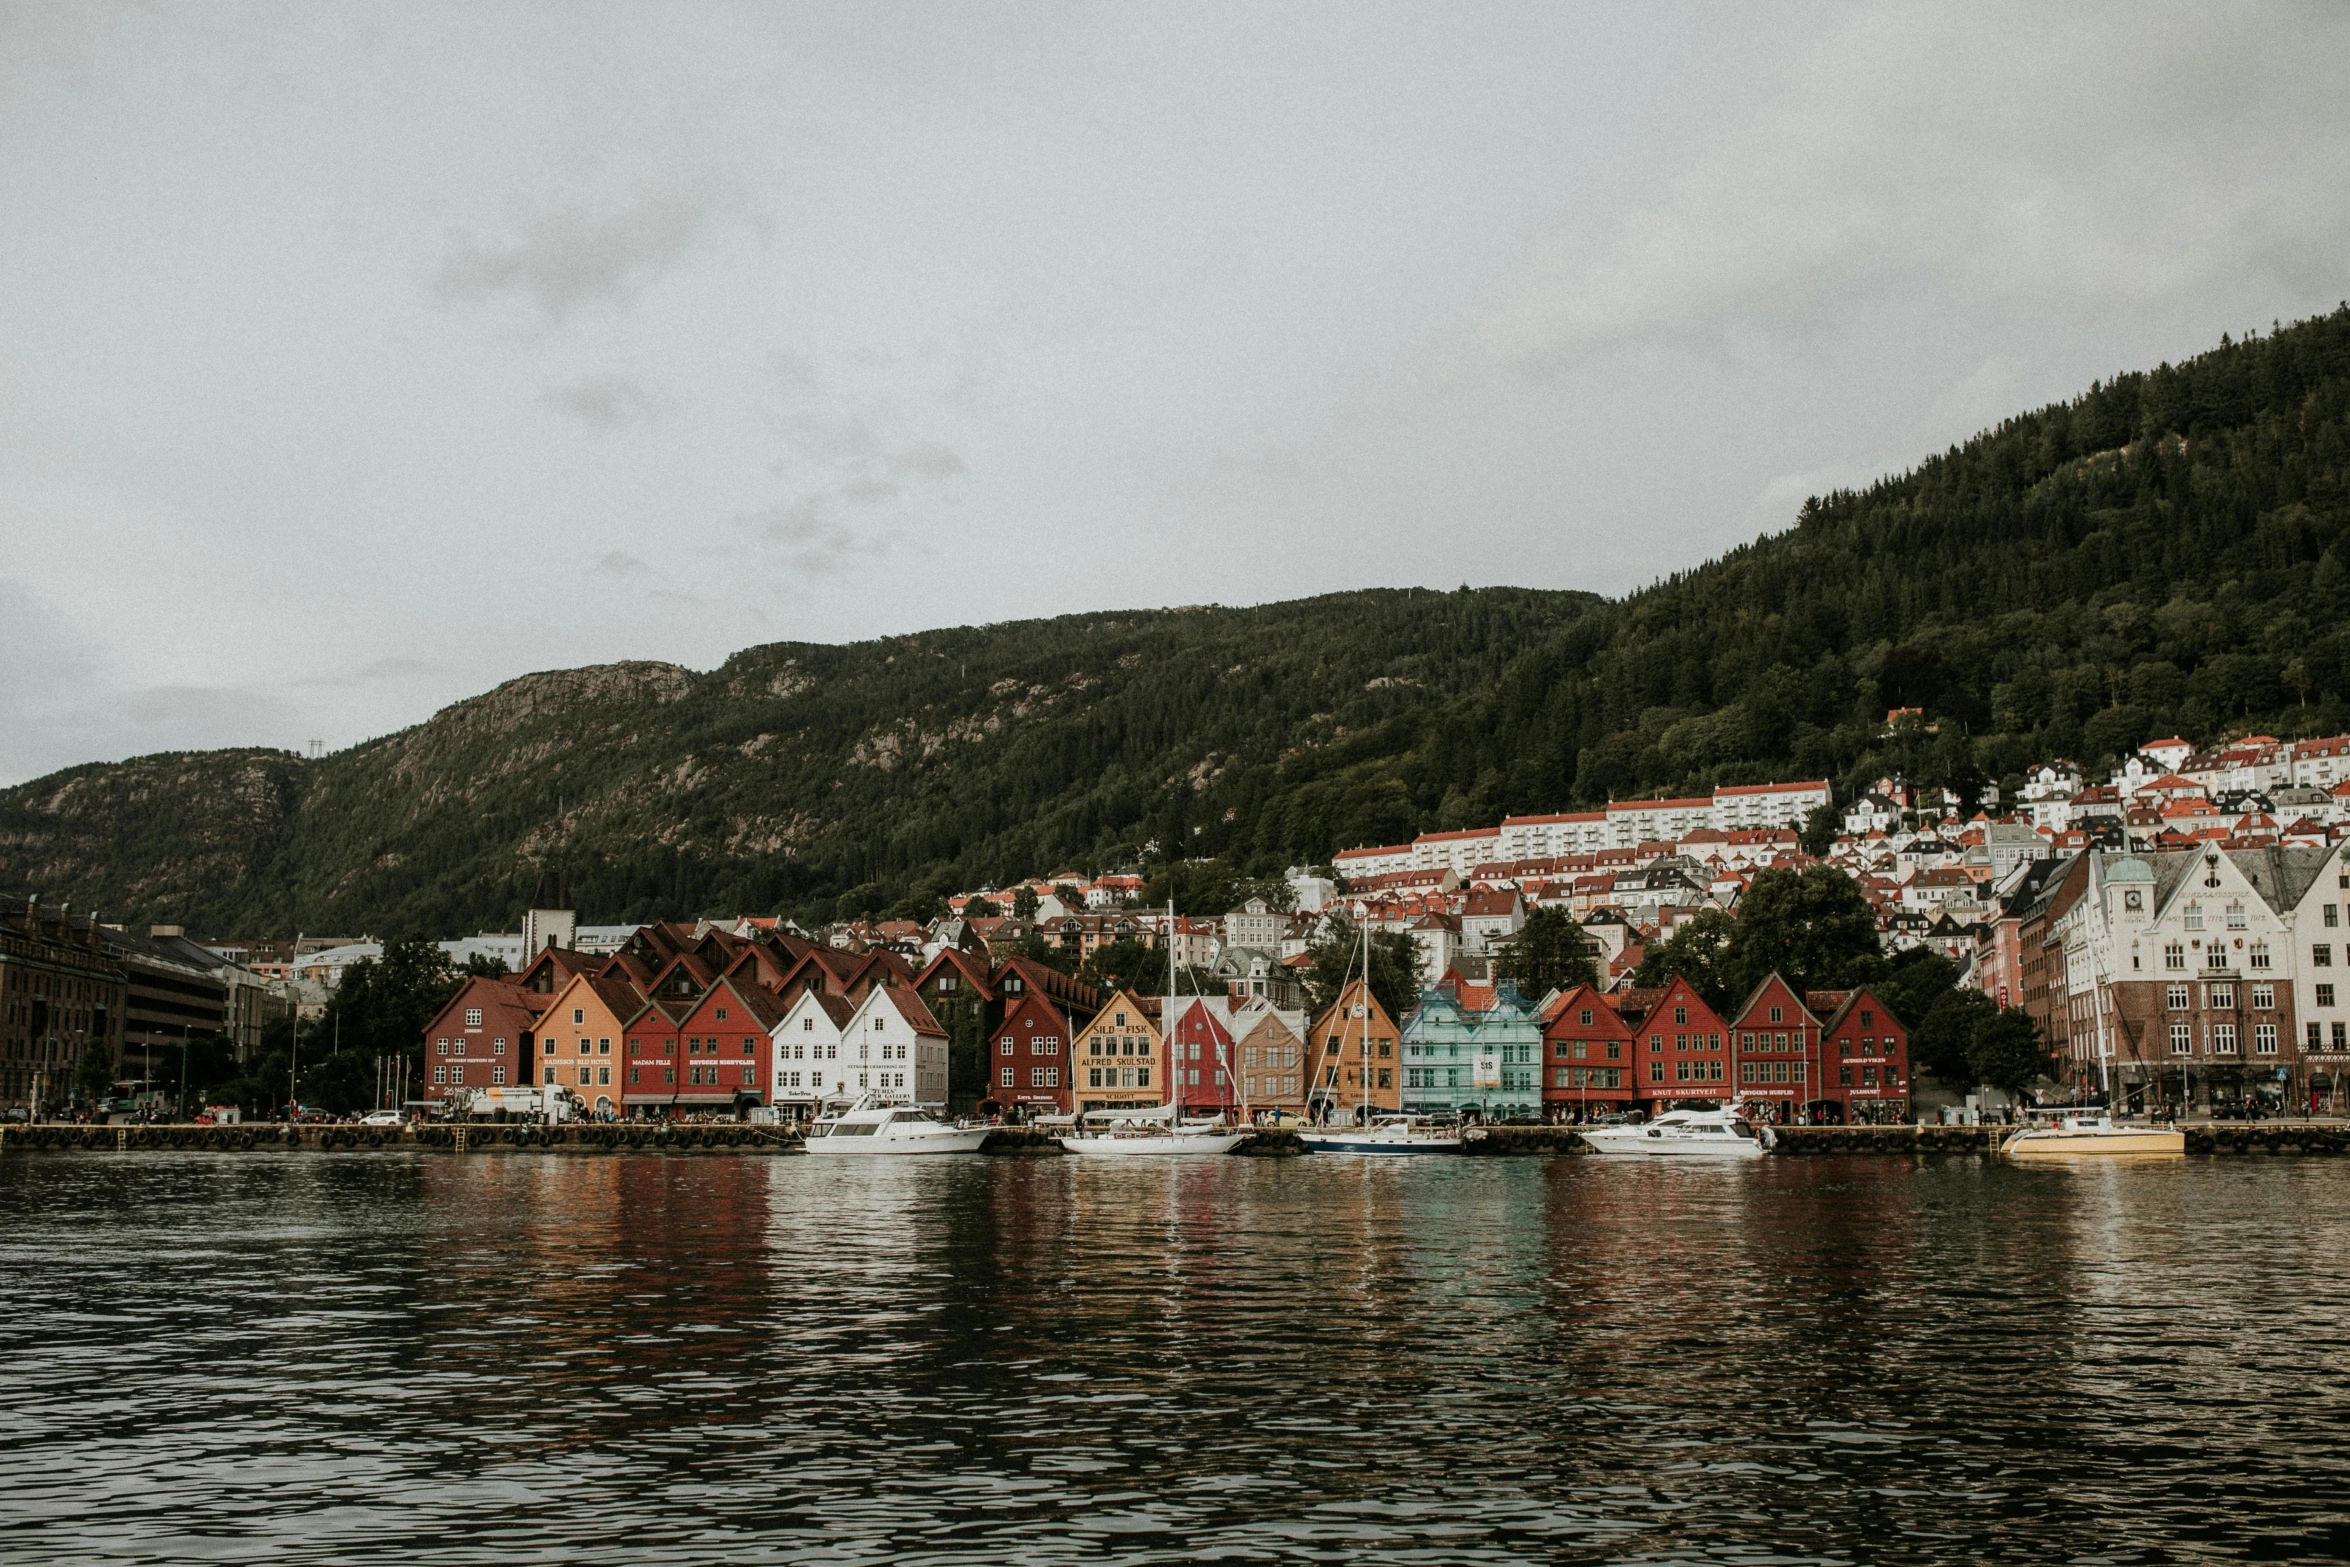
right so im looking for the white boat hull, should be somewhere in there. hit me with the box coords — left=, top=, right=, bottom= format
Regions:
left=1580, top=1128, right=1765, bottom=1159
left=805, top=1128, right=992, bottom=1156
left=2002, top=1125, right=2185, bottom=1158
left=1062, top=1131, right=1248, bottom=1156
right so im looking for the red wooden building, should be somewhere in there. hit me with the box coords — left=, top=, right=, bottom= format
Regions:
left=1621, top=976, right=1733, bottom=1112
left=1725, top=974, right=1911, bottom=1124
left=1540, top=983, right=1638, bottom=1119
left=421, top=976, right=551, bottom=1109
left=984, top=960, right=1100, bottom=1117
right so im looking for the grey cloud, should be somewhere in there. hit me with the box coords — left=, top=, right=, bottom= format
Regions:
left=544, top=374, right=665, bottom=427
left=1483, top=5, right=2350, bottom=366
left=435, top=185, right=722, bottom=320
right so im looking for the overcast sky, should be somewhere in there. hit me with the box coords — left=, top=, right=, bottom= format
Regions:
left=3, top=2, right=2347, bottom=784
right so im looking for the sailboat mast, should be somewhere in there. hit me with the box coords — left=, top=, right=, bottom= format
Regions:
left=1356, top=918, right=1370, bottom=1124
left=1165, top=897, right=1178, bottom=1114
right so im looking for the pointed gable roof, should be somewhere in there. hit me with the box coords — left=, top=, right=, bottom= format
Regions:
left=781, top=985, right=857, bottom=1032
left=1726, top=971, right=1822, bottom=1030
left=682, top=969, right=789, bottom=1033
left=515, top=945, right=595, bottom=994
left=914, top=946, right=998, bottom=998
left=853, top=983, right=948, bottom=1038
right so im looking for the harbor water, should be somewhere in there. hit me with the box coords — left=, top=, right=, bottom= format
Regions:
left=4, top=1150, right=2348, bottom=1563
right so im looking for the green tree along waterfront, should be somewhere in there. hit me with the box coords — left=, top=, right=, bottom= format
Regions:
left=4, top=312, right=2348, bottom=936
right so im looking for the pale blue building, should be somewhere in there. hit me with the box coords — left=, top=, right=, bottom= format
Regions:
left=1399, top=979, right=1542, bottom=1118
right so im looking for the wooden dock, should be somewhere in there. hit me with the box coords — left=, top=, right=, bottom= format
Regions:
left=4, top=1120, right=2343, bottom=1157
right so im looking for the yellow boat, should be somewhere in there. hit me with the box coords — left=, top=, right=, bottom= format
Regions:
left=2000, top=1113, right=2185, bottom=1158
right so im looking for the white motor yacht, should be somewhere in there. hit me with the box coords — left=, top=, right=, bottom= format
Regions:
left=805, top=1100, right=991, bottom=1156
left=1299, top=1115, right=1461, bottom=1155
left=2000, top=1112, right=2184, bottom=1159
left=1580, top=1106, right=1771, bottom=1159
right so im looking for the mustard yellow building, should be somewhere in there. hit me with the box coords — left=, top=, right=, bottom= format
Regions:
left=1306, top=978, right=1402, bottom=1120
left=536, top=969, right=644, bottom=1118
left=1071, top=988, right=1162, bottom=1112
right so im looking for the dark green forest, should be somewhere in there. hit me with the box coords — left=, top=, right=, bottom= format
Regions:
left=5, top=308, right=2348, bottom=936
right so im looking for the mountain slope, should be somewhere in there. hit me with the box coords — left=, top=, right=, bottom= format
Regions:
left=6, top=308, right=2349, bottom=934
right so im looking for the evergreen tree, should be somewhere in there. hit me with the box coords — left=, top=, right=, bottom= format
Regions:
left=1494, top=906, right=1597, bottom=1001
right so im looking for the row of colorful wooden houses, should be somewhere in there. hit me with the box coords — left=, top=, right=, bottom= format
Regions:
left=421, top=920, right=1913, bottom=1125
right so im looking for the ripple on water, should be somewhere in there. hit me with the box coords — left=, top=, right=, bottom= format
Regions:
left=3, top=1150, right=2348, bottom=1563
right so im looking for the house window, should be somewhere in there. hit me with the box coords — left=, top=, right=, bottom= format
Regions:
left=2336, top=1023, right=2349, bottom=1051
left=491, top=1066, right=506, bottom=1085
left=451, top=1065, right=466, bottom=1084
left=493, top=1038, right=506, bottom=1055
left=436, top=1040, right=448, bottom=1056
left=1838, top=1066, right=1853, bottom=1086
left=2212, top=1023, right=2238, bottom=1055
left=2165, top=943, right=2186, bottom=971
left=2183, top=902, right=2203, bottom=931
left=544, top=1065, right=555, bottom=1085
left=742, top=1065, right=754, bottom=1086
left=629, top=1067, right=640, bottom=1085
left=1579, top=1008, right=1593, bottom=1026
left=2317, top=945, right=2335, bottom=968
left=1674, top=1006, right=1687, bottom=1025
left=2169, top=1023, right=2191, bottom=1056
left=2330, top=905, right=2343, bottom=929
left=2255, top=1023, right=2278, bottom=1056
left=2226, top=903, right=2246, bottom=930
left=570, top=1008, right=583, bottom=1025
left=1769, top=1006, right=1783, bottom=1023
left=2309, top=1022, right=2323, bottom=1051
left=543, top=1039, right=556, bottom=1055
left=2208, top=985, right=2234, bottom=1010
left=433, top=1065, right=447, bottom=1084
left=2320, top=984, right=2338, bottom=1007
left=664, top=1067, right=675, bottom=1084
left=2252, top=984, right=2274, bottom=1009
left=1000, top=1037, right=1014, bottom=1054
left=1000, top=1066, right=1014, bottom=1087
left=2250, top=941, right=2272, bottom=970
left=2206, top=946, right=2228, bottom=970
left=2166, top=985, right=2189, bottom=1011
left=466, top=1008, right=483, bottom=1027
left=716, top=1007, right=729, bottom=1022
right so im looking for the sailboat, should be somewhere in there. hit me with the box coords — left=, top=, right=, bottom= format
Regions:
left=1299, top=917, right=1460, bottom=1155
left=2001, top=877, right=2184, bottom=1159
left=1061, top=901, right=1250, bottom=1157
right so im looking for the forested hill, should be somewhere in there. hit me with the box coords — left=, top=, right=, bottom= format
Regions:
left=6, top=307, right=2349, bottom=936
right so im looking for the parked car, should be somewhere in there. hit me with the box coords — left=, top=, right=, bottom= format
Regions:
left=358, top=1110, right=403, bottom=1127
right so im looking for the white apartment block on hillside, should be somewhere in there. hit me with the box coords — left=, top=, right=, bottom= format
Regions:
left=1335, top=781, right=1829, bottom=882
